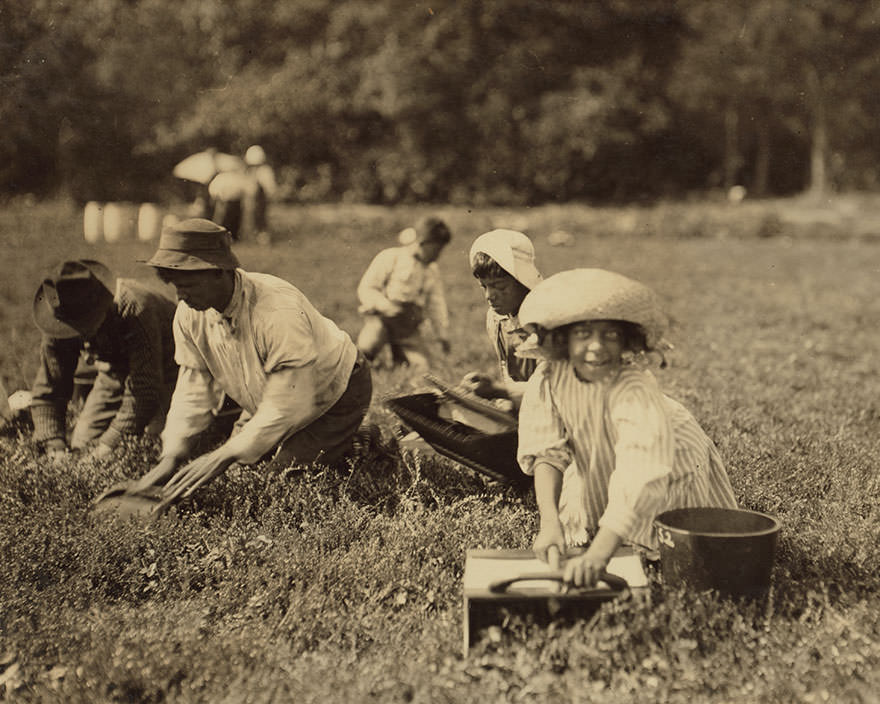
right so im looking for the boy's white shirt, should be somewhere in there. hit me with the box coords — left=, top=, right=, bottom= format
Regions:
left=356, top=244, right=449, bottom=338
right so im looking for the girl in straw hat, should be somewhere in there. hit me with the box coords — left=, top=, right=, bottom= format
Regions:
left=516, top=268, right=737, bottom=587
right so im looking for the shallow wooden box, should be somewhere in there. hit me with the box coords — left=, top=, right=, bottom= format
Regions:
left=462, top=547, right=649, bottom=655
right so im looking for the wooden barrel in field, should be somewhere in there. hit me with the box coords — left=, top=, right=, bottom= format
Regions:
left=103, top=202, right=138, bottom=243
left=137, top=203, right=163, bottom=241
left=83, top=202, right=104, bottom=243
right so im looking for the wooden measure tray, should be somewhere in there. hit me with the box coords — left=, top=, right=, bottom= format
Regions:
left=462, top=547, right=649, bottom=655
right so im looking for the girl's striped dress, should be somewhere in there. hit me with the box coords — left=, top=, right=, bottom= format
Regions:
left=517, top=363, right=737, bottom=549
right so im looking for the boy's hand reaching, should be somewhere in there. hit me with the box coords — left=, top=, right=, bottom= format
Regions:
left=45, top=438, right=69, bottom=464
left=460, top=372, right=496, bottom=398
left=381, top=301, right=403, bottom=317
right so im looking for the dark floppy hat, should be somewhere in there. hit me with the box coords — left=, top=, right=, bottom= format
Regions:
left=33, top=260, right=116, bottom=339
left=142, top=218, right=240, bottom=271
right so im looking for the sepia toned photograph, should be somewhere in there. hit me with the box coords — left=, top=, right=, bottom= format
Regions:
left=1, top=1, right=878, bottom=701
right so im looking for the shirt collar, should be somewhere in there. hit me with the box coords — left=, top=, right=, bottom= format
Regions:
left=219, top=269, right=244, bottom=331
left=498, top=311, right=524, bottom=331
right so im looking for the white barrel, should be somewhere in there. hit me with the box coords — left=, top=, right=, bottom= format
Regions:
left=83, top=201, right=104, bottom=243
left=103, top=202, right=138, bottom=243
left=137, top=203, right=163, bottom=241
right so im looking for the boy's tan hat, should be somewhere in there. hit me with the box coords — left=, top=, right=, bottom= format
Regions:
left=142, top=218, right=240, bottom=271
left=518, top=268, right=668, bottom=348
left=469, top=229, right=542, bottom=290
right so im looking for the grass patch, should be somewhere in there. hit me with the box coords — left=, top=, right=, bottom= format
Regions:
left=1, top=197, right=879, bottom=702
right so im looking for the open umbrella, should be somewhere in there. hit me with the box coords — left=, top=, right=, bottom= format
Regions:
left=172, top=149, right=244, bottom=185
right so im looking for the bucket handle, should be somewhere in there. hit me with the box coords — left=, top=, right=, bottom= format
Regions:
left=489, top=570, right=628, bottom=594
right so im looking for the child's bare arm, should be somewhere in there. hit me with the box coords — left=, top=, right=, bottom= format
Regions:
left=563, top=527, right=623, bottom=588
left=532, top=463, right=565, bottom=562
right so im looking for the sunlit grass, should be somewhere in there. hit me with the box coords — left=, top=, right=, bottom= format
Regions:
left=1, top=197, right=879, bottom=702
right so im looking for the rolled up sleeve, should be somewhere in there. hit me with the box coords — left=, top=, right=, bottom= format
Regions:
left=30, top=336, right=81, bottom=443
left=357, top=249, right=395, bottom=314
left=160, top=366, right=223, bottom=461
left=598, top=382, right=675, bottom=542
left=221, top=365, right=321, bottom=464
left=516, top=364, right=572, bottom=476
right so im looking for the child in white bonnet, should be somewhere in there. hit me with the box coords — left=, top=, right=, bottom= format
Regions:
left=516, top=268, right=738, bottom=587
left=460, top=229, right=543, bottom=408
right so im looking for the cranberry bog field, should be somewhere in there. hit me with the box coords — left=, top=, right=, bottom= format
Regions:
left=1, top=197, right=879, bottom=702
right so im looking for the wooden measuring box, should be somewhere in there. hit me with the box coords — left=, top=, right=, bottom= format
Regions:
left=462, top=547, right=650, bottom=655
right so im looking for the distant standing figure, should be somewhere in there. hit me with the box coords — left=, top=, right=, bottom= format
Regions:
left=356, top=216, right=452, bottom=372
left=30, top=260, right=177, bottom=463
left=244, top=145, right=278, bottom=243
left=208, top=167, right=249, bottom=241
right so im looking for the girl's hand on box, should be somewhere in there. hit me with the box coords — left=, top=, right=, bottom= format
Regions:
left=563, top=527, right=622, bottom=588
left=533, top=520, right=566, bottom=565
left=562, top=552, right=608, bottom=588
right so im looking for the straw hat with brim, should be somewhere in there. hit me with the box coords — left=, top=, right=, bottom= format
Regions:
left=142, top=218, right=240, bottom=270
left=33, top=260, right=115, bottom=339
left=518, top=268, right=668, bottom=349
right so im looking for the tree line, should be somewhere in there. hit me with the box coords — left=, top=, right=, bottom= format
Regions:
left=3, top=0, right=880, bottom=205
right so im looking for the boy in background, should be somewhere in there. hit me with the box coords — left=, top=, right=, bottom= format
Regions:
left=356, top=216, right=452, bottom=372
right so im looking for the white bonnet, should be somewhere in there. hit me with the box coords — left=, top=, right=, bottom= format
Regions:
left=469, top=229, right=542, bottom=290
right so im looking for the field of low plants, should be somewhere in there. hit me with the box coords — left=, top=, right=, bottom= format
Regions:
left=1, top=196, right=879, bottom=703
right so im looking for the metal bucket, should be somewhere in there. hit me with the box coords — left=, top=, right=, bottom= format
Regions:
left=654, top=507, right=780, bottom=599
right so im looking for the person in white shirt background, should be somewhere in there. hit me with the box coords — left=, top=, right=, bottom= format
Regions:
left=355, top=215, right=452, bottom=372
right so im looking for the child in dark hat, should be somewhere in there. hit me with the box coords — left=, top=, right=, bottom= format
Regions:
left=356, top=216, right=452, bottom=372
left=30, top=260, right=177, bottom=462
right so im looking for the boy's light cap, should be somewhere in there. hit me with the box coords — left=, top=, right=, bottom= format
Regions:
left=518, top=268, right=668, bottom=348
left=469, top=229, right=542, bottom=290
